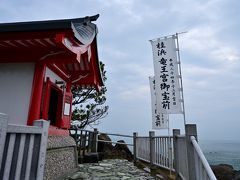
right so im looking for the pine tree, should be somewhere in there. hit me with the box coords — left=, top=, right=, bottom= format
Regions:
left=71, top=62, right=108, bottom=129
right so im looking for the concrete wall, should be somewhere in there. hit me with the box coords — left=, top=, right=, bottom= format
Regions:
left=0, top=63, right=35, bottom=125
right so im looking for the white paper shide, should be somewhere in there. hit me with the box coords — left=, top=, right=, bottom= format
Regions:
left=149, top=76, right=168, bottom=129
left=151, top=36, right=182, bottom=114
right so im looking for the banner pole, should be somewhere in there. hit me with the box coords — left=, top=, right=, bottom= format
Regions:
left=149, top=31, right=188, bottom=42
left=175, top=33, right=187, bottom=127
left=168, top=118, right=172, bottom=177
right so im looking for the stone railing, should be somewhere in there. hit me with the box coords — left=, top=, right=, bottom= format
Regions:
left=173, top=124, right=217, bottom=180
left=0, top=113, right=49, bottom=180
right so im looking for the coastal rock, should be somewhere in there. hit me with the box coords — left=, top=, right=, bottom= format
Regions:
left=97, top=135, right=133, bottom=161
left=97, top=133, right=114, bottom=153
left=114, top=140, right=133, bottom=161
left=211, top=164, right=240, bottom=180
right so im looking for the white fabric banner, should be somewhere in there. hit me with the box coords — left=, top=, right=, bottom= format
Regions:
left=149, top=76, right=168, bottom=129
left=151, top=36, right=182, bottom=114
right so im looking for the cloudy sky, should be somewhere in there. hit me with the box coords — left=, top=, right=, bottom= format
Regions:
left=1, top=0, right=240, bottom=141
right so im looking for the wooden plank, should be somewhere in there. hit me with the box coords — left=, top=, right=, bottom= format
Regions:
left=93, top=128, right=98, bottom=153
left=86, top=132, right=90, bottom=152
left=80, top=130, right=83, bottom=148
left=82, top=131, right=86, bottom=156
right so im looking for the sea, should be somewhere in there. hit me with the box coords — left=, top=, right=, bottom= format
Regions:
left=199, top=140, right=240, bottom=171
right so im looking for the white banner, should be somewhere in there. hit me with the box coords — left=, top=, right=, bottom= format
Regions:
left=149, top=76, right=168, bottom=129
left=151, top=36, right=182, bottom=114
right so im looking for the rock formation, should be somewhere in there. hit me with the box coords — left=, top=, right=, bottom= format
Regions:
left=211, top=164, right=240, bottom=180
left=97, top=134, right=133, bottom=161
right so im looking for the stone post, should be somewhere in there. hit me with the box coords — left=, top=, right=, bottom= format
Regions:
left=0, top=113, right=8, bottom=170
left=149, top=131, right=155, bottom=168
left=133, top=132, right=138, bottom=164
left=185, top=124, right=197, bottom=180
left=33, top=120, right=50, bottom=179
left=173, top=129, right=181, bottom=179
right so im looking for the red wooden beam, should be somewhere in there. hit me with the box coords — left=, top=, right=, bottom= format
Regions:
left=0, top=30, right=73, bottom=41
left=47, top=63, right=70, bottom=82
left=0, top=50, right=47, bottom=63
left=27, top=62, right=46, bottom=125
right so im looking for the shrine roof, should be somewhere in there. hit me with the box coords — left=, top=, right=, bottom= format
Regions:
left=0, top=14, right=99, bottom=45
left=0, top=14, right=104, bottom=90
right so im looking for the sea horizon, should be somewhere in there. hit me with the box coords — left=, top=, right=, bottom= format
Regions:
left=199, top=139, right=240, bottom=171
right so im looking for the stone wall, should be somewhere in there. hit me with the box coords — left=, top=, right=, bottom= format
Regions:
left=44, top=136, right=78, bottom=180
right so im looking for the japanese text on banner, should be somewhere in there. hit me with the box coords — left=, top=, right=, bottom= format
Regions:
left=149, top=76, right=168, bottom=129
left=151, top=36, right=182, bottom=114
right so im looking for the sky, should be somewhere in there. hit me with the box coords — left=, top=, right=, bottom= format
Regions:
left=1, top=0, right=240, bottom=141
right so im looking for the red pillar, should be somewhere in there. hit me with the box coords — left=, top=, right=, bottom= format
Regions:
left=66, top=81, right=71, bottom=93
left=27, top=63, right=46, bottom=125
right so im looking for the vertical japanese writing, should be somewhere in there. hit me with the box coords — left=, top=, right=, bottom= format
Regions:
left=157, top=41, right=171, bottom=110
left=149, top=76, right=168, bottom=129
left=169, top=58, right=177, bottom=106
left=151, top=36, right=182, bottom=114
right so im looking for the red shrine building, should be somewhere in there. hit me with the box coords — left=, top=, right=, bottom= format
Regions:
left=0, top=15, right=103, bottom=135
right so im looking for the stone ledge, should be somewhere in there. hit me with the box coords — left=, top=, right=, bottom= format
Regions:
left=47, top=135, right=76, bottom=150
left=44, top=146, right=77, bottom=180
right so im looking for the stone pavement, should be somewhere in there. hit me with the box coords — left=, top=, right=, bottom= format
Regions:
left=63, top=159, right=156, bottom=180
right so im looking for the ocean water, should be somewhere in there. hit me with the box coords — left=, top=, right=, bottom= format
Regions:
left=199, top=140, right=240, bottom=171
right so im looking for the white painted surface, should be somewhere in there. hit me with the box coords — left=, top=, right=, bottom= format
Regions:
left=45, top=67, right=65, bottom=84
left=64, top=103, right=70, bottom=115
left=0, top=63, right=35, bottom=125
